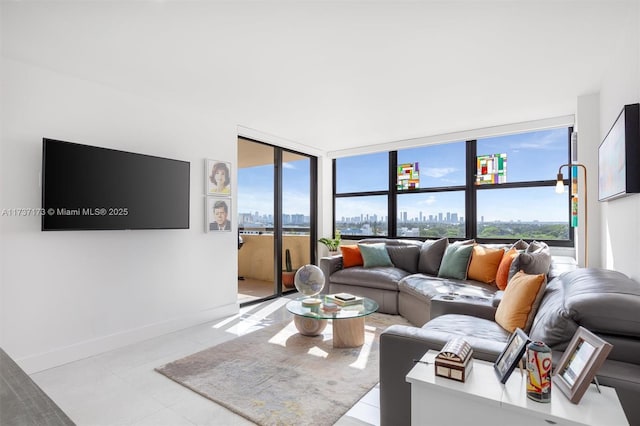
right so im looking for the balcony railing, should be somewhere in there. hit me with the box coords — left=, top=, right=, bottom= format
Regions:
left=238, top=228, right=311, bottom=282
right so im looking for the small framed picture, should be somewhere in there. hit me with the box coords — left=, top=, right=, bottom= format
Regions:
left=553, top=326, right=613, bottom=403
left=494, top=328, right=530, bottom=384
left=205, top=197, right=232, bottom=232
left=205, top=159, right=231, bottom=196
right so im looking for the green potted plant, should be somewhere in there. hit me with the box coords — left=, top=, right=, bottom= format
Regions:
left=319, top=231, right=341, bottom=255
left=282, top=248, right=296, bottom=288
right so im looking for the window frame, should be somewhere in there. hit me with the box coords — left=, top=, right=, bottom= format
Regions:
left=333, top=127, right=573, bottom=246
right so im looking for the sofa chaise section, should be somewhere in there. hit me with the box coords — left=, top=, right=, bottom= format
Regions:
left=380, top=268, right=640, bottom=426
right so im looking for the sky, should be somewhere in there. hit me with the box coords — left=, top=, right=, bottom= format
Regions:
left=237, top=159, right=311, bottom=219
left=239, top=127, right=572, bottom=223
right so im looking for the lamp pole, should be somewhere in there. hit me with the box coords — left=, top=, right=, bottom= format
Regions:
left=556, top=163, right=588, bottom=267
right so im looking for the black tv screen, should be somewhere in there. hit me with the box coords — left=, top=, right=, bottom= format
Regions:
left=42, top=138, right=190, bottom=230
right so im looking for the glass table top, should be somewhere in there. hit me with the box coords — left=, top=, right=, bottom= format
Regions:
left=286, top=296, right=379, bottom=320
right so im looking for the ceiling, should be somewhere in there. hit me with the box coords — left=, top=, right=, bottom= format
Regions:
left=238, top=137, right=307, bottom=168
left=1, top=1, right=635, bottom=153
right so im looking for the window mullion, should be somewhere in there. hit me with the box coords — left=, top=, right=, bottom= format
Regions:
left=466, top=140, right=477, bottom=240
left=389, top=151, right=397, bottom=237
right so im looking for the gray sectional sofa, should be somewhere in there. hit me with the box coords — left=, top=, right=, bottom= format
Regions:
left=318, top=238, right=640, bottom=426
left=380, top=268, right=640, bottom=426
left=319, top=238, right=576, bottom=326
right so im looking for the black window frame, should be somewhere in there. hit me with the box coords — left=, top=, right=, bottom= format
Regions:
left=333, top=127, right=574, bottom=247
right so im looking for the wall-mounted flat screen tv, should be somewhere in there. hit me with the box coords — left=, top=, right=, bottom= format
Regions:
left=42, top=138, right=190, bottom=230
left=598, top=103, right=640, bottom=202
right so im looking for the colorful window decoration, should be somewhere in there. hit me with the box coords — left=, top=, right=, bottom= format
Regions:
left=476, top=153, right=507, bottom=185
left=397, top=162, right=420, bottom=190
left=571, top=166, right=579, bottom=227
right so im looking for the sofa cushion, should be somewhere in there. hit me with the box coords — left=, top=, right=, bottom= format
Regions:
left=508, top=251, right=552, bottom=282
left=330, top=266, right=410, bottom=291
left=467, top=245, right=504, bottom=284
left=387, top=245, right=420, bottom=273
left=399, top=274, right=497, bottom=302
left=547, top=255, right=578, bottom=281
left=495, top=271, right=547, bottom=333
left=496, top=248, right=518, bottom=290
left=421, top=314, right=511, bottom=351
left=359, top=243, right=393, bottom=268
left=340, top=245, right=363, bottom=268
left=530, top=268, right=640, bottom=351
left=417, top=237, right=448, bottom=275
left=438, top=243, right=473, bottom=280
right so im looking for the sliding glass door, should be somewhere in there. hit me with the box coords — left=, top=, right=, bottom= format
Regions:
left=237, top=137, right=317, bottom=305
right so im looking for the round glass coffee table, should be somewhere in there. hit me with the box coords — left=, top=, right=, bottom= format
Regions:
left=286, top=297, right=379, bottom=348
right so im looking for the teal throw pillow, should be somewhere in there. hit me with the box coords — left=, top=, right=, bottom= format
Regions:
left=437, top=243, right=474, bottom=280
left=358, top=243, right=394, bottom=268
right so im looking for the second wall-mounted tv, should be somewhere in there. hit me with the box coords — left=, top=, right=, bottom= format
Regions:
left=42, top=138, right=190, bottom=230
left=598, top=103, right=640, bottom=202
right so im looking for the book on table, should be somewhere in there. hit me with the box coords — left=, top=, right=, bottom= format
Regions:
left=325, top=293, right=364, bottom=306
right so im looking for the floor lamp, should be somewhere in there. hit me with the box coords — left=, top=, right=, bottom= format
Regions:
left=556, top=163, right=588, bottom=267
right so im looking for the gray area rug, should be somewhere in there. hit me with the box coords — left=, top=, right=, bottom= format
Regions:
left=156, top=313, right=410, bottom=426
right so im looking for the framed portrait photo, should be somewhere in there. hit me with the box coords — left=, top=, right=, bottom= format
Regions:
left=553, top=326, right=613, bottom=404
left=205, top=197, right=232, bottom=232
left=494, top=328, right=530, bottom=384
left=205, top=159, right=232, bottom=196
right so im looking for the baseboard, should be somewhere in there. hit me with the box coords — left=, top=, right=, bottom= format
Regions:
left=17, top=303, right=239, bottom=374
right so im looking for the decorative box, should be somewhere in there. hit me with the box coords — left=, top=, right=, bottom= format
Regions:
left=435, top=337, right=474, bottom=382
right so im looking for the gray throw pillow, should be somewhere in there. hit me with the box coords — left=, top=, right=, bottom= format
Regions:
left=508, top=252, right=552, bottom=282
left=511, top=239, right=529, bottom=251
left=387, top=245, right=420, bottom=273
left=526, top=240, right=550, bottom=254
left=418, top=237, right=448, bottom=275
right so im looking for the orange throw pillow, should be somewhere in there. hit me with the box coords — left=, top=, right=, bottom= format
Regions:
left=495, top=248, right=518, bottom=290
left=341, top=245, right=363, bottom=268
left=467, top=245, right=505, bottom=284
left=495, top=270, right=546, bottom=333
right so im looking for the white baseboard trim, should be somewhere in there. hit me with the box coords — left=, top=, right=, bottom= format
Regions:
left=17, top=303, right=239, bottom=374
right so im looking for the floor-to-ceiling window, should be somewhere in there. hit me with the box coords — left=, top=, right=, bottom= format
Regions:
left=237, top=137, right=317, bottom=305
left=475, top=128, right=570, bottom=241
left=334, top=152, right=389, bottom=236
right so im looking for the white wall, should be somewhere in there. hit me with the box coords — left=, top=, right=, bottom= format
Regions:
left=576, top=93, right=600, bottom=268
left=0, top=58, right=242, bottom=372
left=598, top=0, right=640, bottom=281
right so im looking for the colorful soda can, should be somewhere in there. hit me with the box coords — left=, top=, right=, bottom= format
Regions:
left=526, top=341, right=552, bottom=402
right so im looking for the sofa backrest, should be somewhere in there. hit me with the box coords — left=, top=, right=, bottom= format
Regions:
left=530, top=268, right=640, bottom=364
left=356, top=238, right=422, bottom=247
left=351, top=238, right=574, bottom=282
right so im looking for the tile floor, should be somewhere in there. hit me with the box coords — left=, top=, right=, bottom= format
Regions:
left=29, top=297, right=380, bottom=426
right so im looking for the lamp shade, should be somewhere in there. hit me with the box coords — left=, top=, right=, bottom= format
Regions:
left=555, top=173, right=565, bottom=193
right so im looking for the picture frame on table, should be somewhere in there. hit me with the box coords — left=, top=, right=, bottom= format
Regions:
left=553, top=326, right=613, bottom=404
left=494, top=328, right=530, bottom=384
left=205, top=159, right=232, bottom=196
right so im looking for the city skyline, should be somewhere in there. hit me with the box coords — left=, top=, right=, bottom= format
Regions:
left=238, top=207, right=566, bottom=226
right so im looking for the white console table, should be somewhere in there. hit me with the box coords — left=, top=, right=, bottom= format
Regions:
left=406, top=351, right=628, bottom=426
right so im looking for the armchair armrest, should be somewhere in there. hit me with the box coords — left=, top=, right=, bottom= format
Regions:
left=319, top=255, right=343, bottom=293
left=380, top=322, right=505, bottom=426
left=380, top=325, right=448, bottom=426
